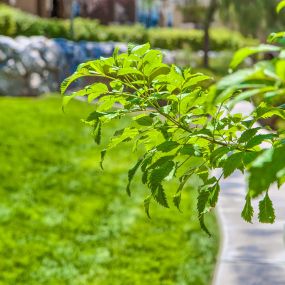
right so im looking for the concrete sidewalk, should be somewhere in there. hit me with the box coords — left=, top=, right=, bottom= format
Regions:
left=213, top=171, right=285, bottom=285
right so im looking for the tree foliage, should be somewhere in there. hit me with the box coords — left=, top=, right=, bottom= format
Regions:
left=61, top=35, right=285, bottom=234
left=220, top=0, right=285, bottom=38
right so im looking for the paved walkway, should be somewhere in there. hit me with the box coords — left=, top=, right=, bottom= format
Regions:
left=213, top=102, right=285, bottom=284
left=213, top=172, right=285, bottom=285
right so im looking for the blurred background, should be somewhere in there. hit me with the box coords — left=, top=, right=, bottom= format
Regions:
left=0, top=0, right=283, bottom=284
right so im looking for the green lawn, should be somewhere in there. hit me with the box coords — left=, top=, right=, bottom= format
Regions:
left=0, top=96, right=219, bottom=285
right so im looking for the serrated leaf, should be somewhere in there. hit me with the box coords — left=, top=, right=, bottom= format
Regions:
left=243, top=151, right=261, bottom=166
left=156, top=141, right=179, bottom=152
left=210, top=146, right=230, bottom=166
left=149, top=161, right=175, bottom=189
left=223, top=152, right=244, bottom=178
left=100, top=149, right=107, bottom=170
left=241, top=194, right=254, bottom=223
left=126, top=159, right=143, bottom=196
left=86, top=111, right=113, bottom=122
left=108, top=128, right=139, bottom=149
left=134, top=114, right=153, bottom=126
left=179, top=144, right=196, bottom=156
left=148, top=155, right=175, bottom=170
left=246, top=134, right=276, bottom=149
left=238, top=128, right=260, bottom=144
left=258, top=192, right=275, bottom=224
left=93, top=120, right=102, bottom=145
left=173, top=193, right=182, bottom=211
left=209, top=184, right=220, bottom=208
left=197, top=189, right=211, bottom=236
left=142, top=170, right=148, bottom=185
left=144, top=195, right=152, bottom=218
left=249, top=145, right=285, bottom=198
left=152, top=184, right=169, bottom=208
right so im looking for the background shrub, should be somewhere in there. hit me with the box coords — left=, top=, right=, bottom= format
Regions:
left=0, top=4, right=257, bottom=51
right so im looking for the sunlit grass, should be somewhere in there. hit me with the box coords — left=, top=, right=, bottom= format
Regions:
left=0, top=95, right=219, bottom=285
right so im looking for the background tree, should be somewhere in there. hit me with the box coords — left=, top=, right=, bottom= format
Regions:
left=203, top=0, right=218, bottom=67
left=202, top=0, right=285, bottom=67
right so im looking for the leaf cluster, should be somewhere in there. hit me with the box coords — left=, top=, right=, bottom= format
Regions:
left=62, top=42, right=285, bottom=234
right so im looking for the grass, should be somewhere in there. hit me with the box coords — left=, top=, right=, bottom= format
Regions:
left=0, top=95, right=219, bottom=285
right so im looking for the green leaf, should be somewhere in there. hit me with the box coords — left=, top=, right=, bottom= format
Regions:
left=131, top=43, right=150, bottom=56
left=149, top=161, right=175, bottom=189
left=172, top=174, right=193, bottom=211
left=144, top=195, right=152, bottom=218
left=258, top=192, right=275, bottom=224
left=100, top=149, right=107, bottom=170
left=246, top=134, right=276, bottom=149
left=134, top=114, right=153, bottom=126
left=87, top=83, right=109, bottom=103
left=209, top=184, right=220, bottom=208
left=268, top=32, right=285, bottom=43
left=230, top=45, right=281, bottom=69
left=241, top=194, right=254, bottom=223
left=197, top=189, right=211, bottom=236
left=93, top=120, right=102, bottom=145
left=61, top=42, right=285, bottom=231
left=238, top=128, right=260, bottom=144
left=249, top=145, right=285, bottom=197
left=126, top=159, right=143, bottom=196
left=128, top=43, right=136, bottom=55
left=62, top=94, right=76, bottom=107
left=152, top=184, right=169, bottom=208
left=183, top=74, right=211, bottom=90
left=173, top=192, right=182, bottom=211
left=216, top=70, right=258, bottom=92
left=148, top=155, right=175, bottom=170
left=86, top=111, right=113, bottom=122
left=61, top=68, right=95, bottom=94
left=156, top=141, right=179, bottom=152
left=229, top=87, right=275, bottom=108
left=222, top=152, right=244, bottom=178
left=149, top=65, right=170, bottom=81
left=143, top=49, right=162, bottom=64
left=110, top=80, right=123, bottom=91
left=108, top=128, right=139, bottom=149
left=179, top=144, right=196, bottom=156
left=210, top=147, right=230, bottom=166
left=118, top=68, right=143, bottom=77
left=276, top=0, right=285, bottom=13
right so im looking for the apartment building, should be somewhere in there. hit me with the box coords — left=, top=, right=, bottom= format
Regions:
left=1, top=0, right=136, bottom=23
left=1, top=0, right=207, bottom=27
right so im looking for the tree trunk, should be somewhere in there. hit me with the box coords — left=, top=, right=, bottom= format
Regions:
left=203, top=0, right=218, bottom=68
left=51, top=0, right=64, bottom=18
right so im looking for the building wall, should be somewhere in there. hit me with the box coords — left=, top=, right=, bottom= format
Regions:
left=8, top=0, right=38, bottom=15
left=3, top=0, right=72, bottom=18
left=79, top=0, right=135, bottom=24
left=3, top=0, right=134, bottom=22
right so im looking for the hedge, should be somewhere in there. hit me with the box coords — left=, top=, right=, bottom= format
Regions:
left=0, top=4, right=257, bottom=51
